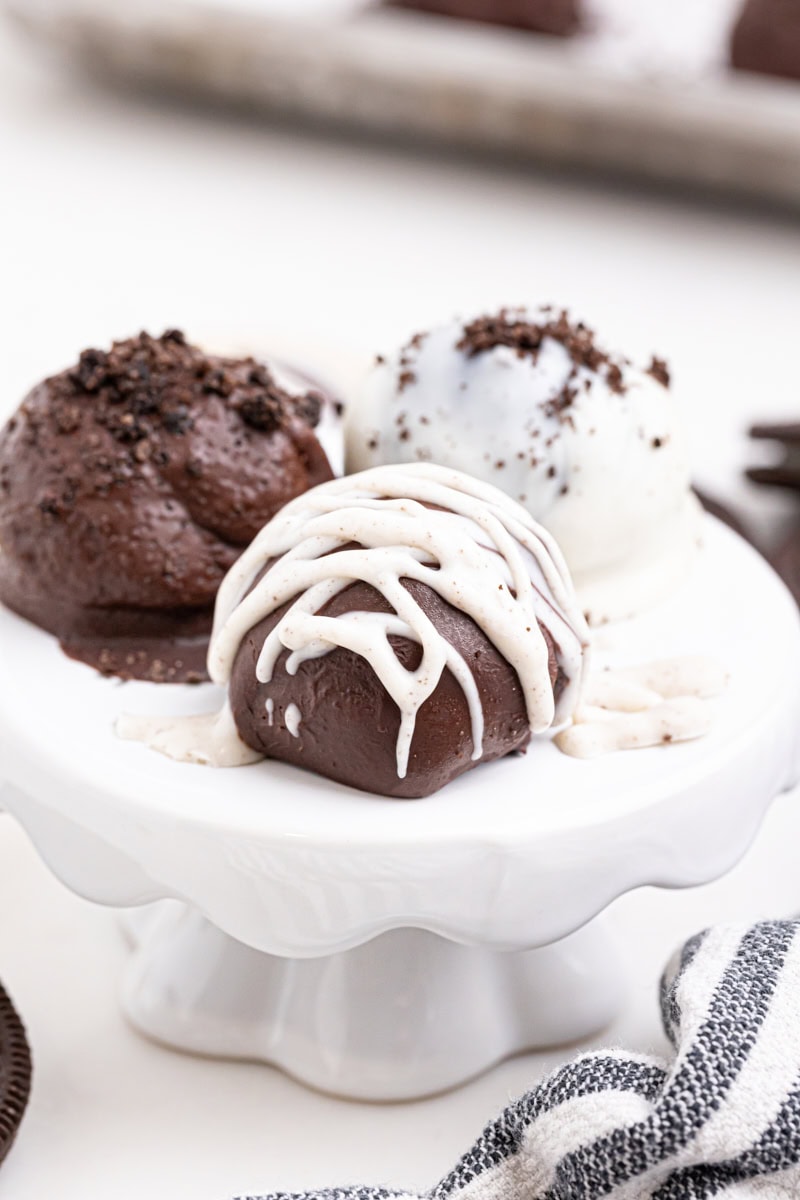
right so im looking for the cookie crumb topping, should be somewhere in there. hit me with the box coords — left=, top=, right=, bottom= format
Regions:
left=60, top=330, right=322, bottom=449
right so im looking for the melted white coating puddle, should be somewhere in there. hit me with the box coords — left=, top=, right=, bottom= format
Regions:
left=116, top=703, right=261, bottom=768
left=117, top=654, right=727, bottom=772
left=555, top=656, right=728, bottom=759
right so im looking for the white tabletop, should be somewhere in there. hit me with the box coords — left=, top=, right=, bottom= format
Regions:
left=2, top=11, right=800, bottom=1199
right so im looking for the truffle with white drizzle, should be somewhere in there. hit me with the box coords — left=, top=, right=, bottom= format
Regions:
left=208, top=463, right=590, bottom=798
left=346, top=308, right=700, bottom=624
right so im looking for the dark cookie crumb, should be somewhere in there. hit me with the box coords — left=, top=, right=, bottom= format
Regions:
left=38, top=494, right=62, bottom=517
left=605, top=363, right=624, bottom=394
left=161, top=404, right=193, bottom=436
left=283, top=384, right=322, bottom=428
left=647, top=357, right=671, bottom=388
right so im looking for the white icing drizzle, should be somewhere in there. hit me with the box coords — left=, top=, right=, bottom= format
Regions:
left=116, top=702, right=261, bottom=768
left=266, top=697, right=274, bottom=726
left=210, top=463, right=590, bottom=779
left=555, top=656, right=727, bottom=760
left=285, top=703, right=302, bottom=738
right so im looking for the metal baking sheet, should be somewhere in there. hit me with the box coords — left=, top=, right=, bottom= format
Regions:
left=6, top=0, right=800, bottom=206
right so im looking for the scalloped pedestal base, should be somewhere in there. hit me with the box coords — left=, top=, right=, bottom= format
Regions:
left=3, top=521, right=798, bottom=1100
left=120, top=903, right=624, bottom=1100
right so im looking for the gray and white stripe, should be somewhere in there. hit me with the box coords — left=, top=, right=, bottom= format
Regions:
left=237, top=921, right=800, bottom=1200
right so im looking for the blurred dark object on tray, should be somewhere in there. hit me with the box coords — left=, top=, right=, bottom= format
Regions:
left=696, top=477, right=800, bottom=608
left=384, top=0, right=581, bottom=36
left=4, top=0, right=800, bottom=208
left=746, top=421, right=800, bottom=606
left=731, top=0, right=800, bottom=83
left=694, top=487, right=751, bottom=541
left=771, top=529, right=800, bottom=606
left=747, top=423, right=800, bottom=490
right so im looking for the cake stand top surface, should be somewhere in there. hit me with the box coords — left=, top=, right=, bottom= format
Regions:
left=2, top=516, right=799, bottom=955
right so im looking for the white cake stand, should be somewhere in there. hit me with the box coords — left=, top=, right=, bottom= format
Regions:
left=2, top=516, right=800, bottom=1100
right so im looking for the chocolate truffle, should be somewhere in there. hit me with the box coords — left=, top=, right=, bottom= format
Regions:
left=209, top=463, right=589, bottom=799
left=731, top=0, right=800, bottom=83
left=346, top=308, right=699, bottom=624
left=385, top=0, right=580, bottom=37
left=0, top=330, right=335, bottom=681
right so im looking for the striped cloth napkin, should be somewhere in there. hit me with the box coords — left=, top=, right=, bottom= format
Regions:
left=239, top=920, right=800, bottom=1200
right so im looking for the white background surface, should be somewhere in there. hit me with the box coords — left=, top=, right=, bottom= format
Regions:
left=2, top=9, right=800, bottom=1199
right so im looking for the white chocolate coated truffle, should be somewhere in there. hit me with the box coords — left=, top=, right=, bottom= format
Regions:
left=345, top=310, right=699, bottom=623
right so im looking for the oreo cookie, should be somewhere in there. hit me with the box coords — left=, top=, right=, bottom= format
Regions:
left=0, top=982, right=31, bottom=1167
